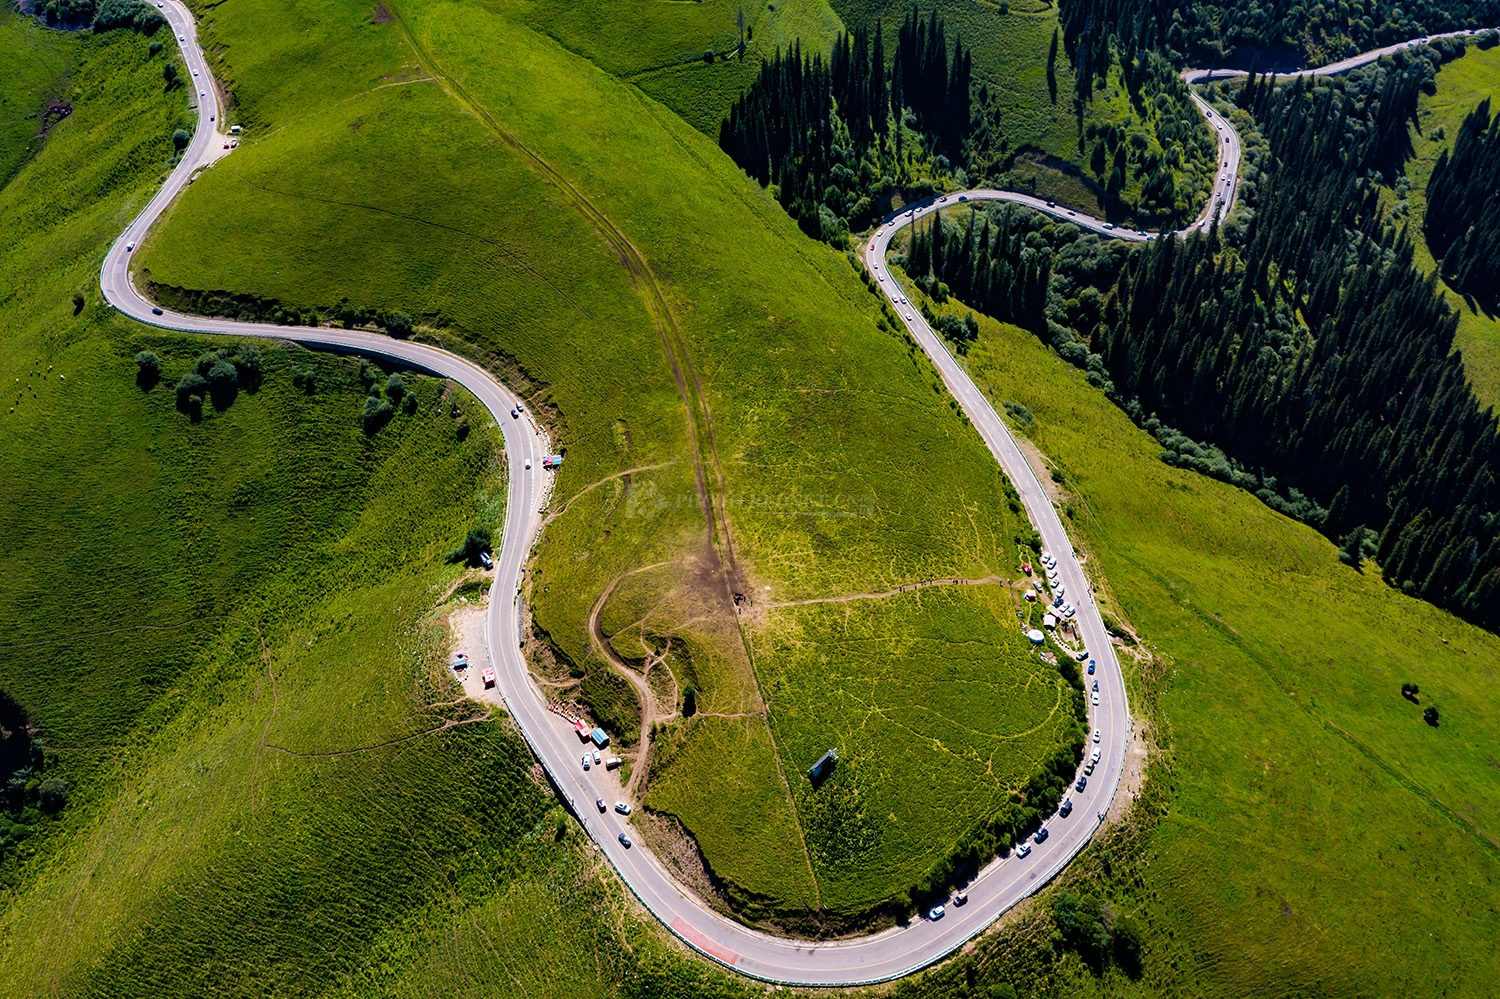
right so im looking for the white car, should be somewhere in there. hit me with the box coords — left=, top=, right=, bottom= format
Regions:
left=1016, top=843, right=1032, bottom=858
left=593, top=750, right=601, bottom=765
left=524, top=458, right=531, bottom=469
left=1092, top=728, right=1101, bottom=743
left=928, top=904, right=946, bottom=920
left=1092, top=692, right=1100, bottom=705
left=614, top=801, right=632, bottom=815
left=581, top=753, right=591, bottom=770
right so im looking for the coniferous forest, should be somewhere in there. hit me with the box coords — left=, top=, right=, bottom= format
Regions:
left=1057, top=0, right=1497, bottom=69
left=903, top=207, right=1052, bottom=340
left=1094, top=54, right=1500, bottom=631
left=718, top=10, right=969, bottom=242
left=1426, top=98, right=1500, bottom=312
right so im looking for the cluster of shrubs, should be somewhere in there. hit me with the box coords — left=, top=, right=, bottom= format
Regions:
left=142, top=286, right=419, bottom=338
left=1128, top=411, right=1329, bottom=527
left=359, top=362, right=418, bottom=434
left=37, top=0, right=165, bottom=34
left=133, top=344, right=262, bottom=419
left=1052, top=889, right=1145, bottom=977
left=0, top=691, right=68, bottom=872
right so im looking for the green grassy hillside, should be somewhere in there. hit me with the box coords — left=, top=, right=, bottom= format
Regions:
left=1403, top=42, right=1500, bottom=411
left=0, top=5, right=75, bottom=183
left=131, top=0, right=1071, bottom=925
left=0, top=25, right=759, bottom=998
left=883, top=270, right=1500, bottom=996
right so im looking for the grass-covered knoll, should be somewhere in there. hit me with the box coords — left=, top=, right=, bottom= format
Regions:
left=1402, top=41, right=1500, bottom=410
left=0, top=27, right=766, bottom=998
left=0, top=6, right=76, bottom=184
left=758, top=585, right=1080, bottom=917
left=137, top=0, right=1059, bottom=923
left=892, top=279, right=1500, bottom=993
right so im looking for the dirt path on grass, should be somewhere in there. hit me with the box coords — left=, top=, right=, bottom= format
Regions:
left=764, top=574, right=1007, bottom=610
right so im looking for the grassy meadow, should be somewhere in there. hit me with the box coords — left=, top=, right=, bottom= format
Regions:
left=131, top=0, right=1066, bottom=922
left=878, top=257, right=1500, bottom=994
left=1401, top=41, right=1500, bottom=411
left=0, top=23, right=771, bottom=999
left=0, top=5, right=74, bottom=184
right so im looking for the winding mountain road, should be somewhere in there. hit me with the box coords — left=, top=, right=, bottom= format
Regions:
left=99, top=6, right=1487, bottom=984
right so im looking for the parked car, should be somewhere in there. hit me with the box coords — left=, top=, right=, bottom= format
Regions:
left=954, top=891, right=969, bottom=906
left=1092, top=728, right=1101, bottom=743
left=1075, top=649, right=1089, bottom=662
left=1034, top=828, right=1049, bottom=843
left=1017, top=842, right=1032, bottom=858
left=1060, top=799, right=1073, bottom=817
left=1092, top=692, right=1100, bottom=705
left=581, top=753, right=591, bottom=771
left=929, top=904, right=946, bottom=920
left=593, top=751, right=601, bottom=765
left=614, top=801, right=631, bottom=815
left=1076, top=775, right=1088, bottom=791
left=1087, top=662, right=1095, bottom=675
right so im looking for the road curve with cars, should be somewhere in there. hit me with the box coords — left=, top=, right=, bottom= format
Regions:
left=100, top=6, right=1487, bottom=984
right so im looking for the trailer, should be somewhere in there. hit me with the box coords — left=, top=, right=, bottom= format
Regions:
left=542, top=454, right=564, bottom=469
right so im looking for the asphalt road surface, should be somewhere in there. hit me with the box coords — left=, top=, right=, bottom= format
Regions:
left=98, top=7, right=1489, bottom=983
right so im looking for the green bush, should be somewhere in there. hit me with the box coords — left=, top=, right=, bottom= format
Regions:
left=446, top=527, right=492, bottom=566
left=234, top=344, right=263, bottom=391
left=1113, top=914, right=1145, bottom=977
left=174, top=371, right=206, bottom=411
left=1424, top=705, right=1441, bottom=727
left=682, top=684, right=697, bottom=717
left=384, top=373, right=405, bottom=404
left=361, top=395, right=393, bottom=435
left=384, top=312, right=413, bottom=338
left=134, top=350, right=162, bottom=390
left=37, top=777, right=68, bottom=814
